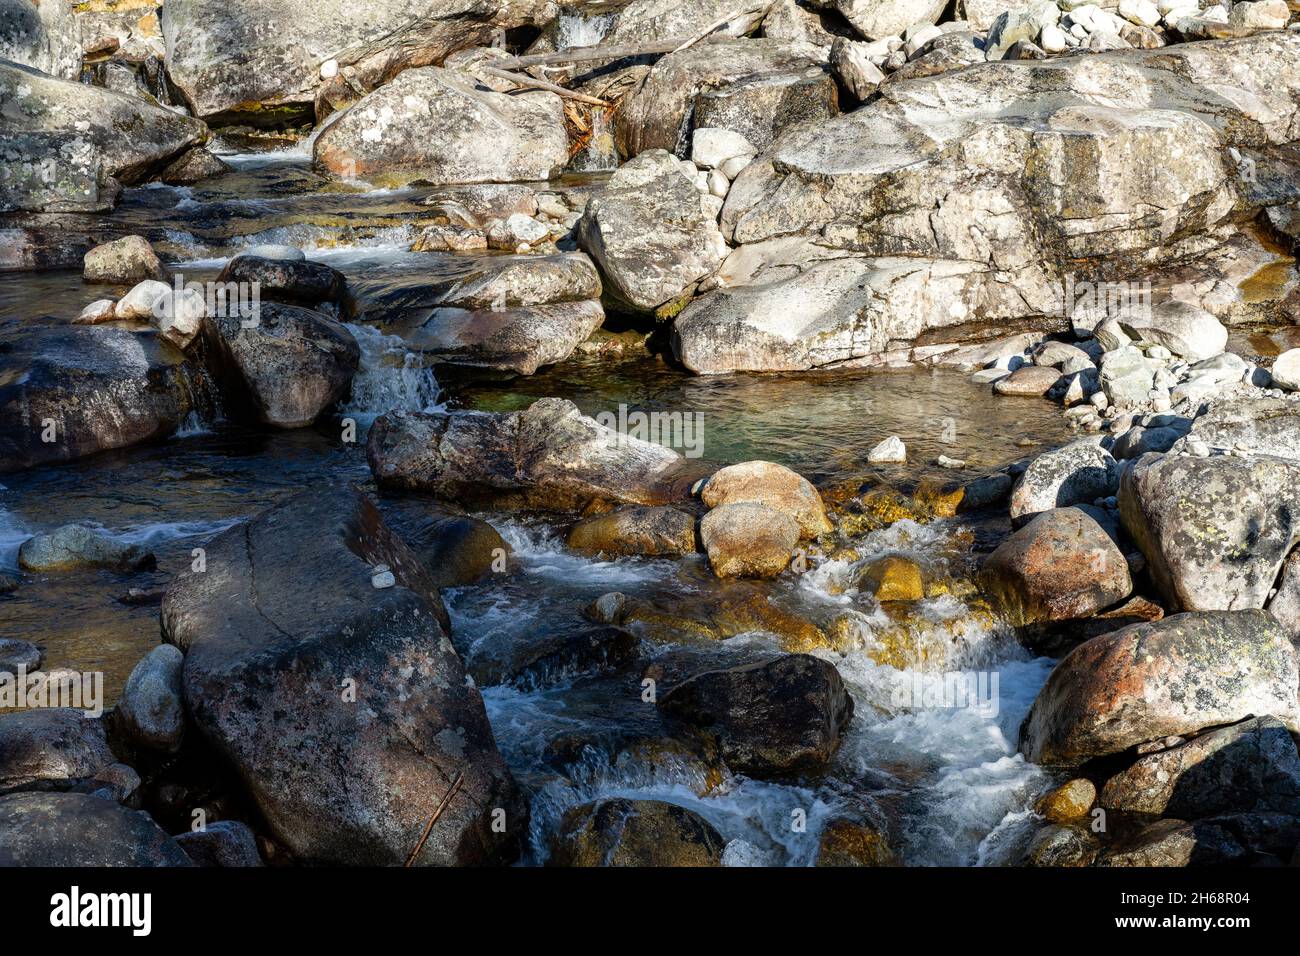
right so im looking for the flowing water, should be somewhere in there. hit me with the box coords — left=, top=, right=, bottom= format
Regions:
left=0, top=144, right=1082, bottom=866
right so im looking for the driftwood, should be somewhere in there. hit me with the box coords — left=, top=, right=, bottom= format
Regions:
left=489, top=38, right=689, bottom=73
left=478, top=65, right=610, bottom=106
left=403, top=771, right=464, bottom=867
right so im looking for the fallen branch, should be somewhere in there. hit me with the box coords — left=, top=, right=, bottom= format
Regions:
left=478, top=65, right=610, bottom=107
left=403, top=771, right=464, bottom=867
left=489, top=38, right=693, bottom=72
left=671, top=2, right=773, bottom=54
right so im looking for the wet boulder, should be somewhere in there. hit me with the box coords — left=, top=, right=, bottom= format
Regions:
left=375, top=498, right=510, bottom=588
left=577, top=150, right=726, bottom=317
left=0, top=792, right=194, bottom=866
left=313, top=67, right=567, bottom=185
left=162, top=0, right=532, bottom=123
left=0, top=60, right=208, bottom=213
left=368, top=398, right=697, bottom=511
left=217, top=255, right=349, bottom=314
left=18, top=524, right=154, bottom=573
left=1020, top=610, right=1300, bottom=766
left=366, top=253, right=604, bottom=377
left=700, top=502, right=800, bottom=579
left=205, top=301, right=360, bottom=428
left=0, top=0, right=81, bottom=79
left=0, top=326, right=202, bottom=473
left=1119, top=452, right=1300, bottom=611
left=566, top=506, right=698, bottom=558
left=1025, top=824, right=1100, bottom=867
left=1100, top=716, right=1300, bottom=818
left=979, top=507, right=1132, bottom=626
left=116, top=644, right=185, bottom=754
left=701, top=460, right=830, bottom=538
left=548, top=798, right=725, bottom=867
left=160, top=146, right=229, bottom=185
left=160, top=485, right=525, bottom=865
left=657, top=653, right=854, bottom=777
left=0, top=639, right=40, bottom=674
left=0, top=710, right=115, bottom=795
left=1009, top=439, right=1120, bottom=526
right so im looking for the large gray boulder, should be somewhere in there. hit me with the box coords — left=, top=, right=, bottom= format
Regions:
left=0, top=326, right=202, bottom=474
left=0, top=60, right=209, bottom=212
left=1119, top=452, right=1300, bottom=611
left=313, top=66, right=567, bottom=184
left=205, top=302, right=360, bottom=428
left=162, top=0, right=538, bottom=122
left=0, top=792, right=194, bottom=866
left=1020, top=610, right=1300, bottom=765
left=161, top=485, right=526, bottom=866
left=116, top=645, right=186, bottom=754
left=368, top=398, right=699, bottom=510
left=0, top=0, right=82, bottom=79
left=1009, top=439, right=1120, bottom=525
left=577, top=151, right=725, bottom=317
left=814, top=0, right=948, bottom=39
left=1183, top=397, right=1300, bottom=462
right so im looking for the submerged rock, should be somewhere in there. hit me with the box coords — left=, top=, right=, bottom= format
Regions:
left=205, top=301, right=360, bottom=428
left=0, top=639, right=40, bottom=674
left=1119, top=452, right=1300, bottom=611
left=548, top=798, right=725, bottom=867
left=658, top=654, right=854, bottom=777
left=314, top=67, right=567, bottom=184
left=566, top=506, right=699, bottom=558
left=18, top=524, right=154, bottom=572
left=0, top=792, right=194, bottom=866
left=1020, top=610, right=1300, bottom=765
left=368, top=398, right=696, bottom=511
left=161, top=485, right=525, bottom=865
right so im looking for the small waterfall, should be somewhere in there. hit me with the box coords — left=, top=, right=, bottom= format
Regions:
left=555, top=9, right=616, bottom=49
left=341, top=324, right=441, bottom=428
left=568, top=107, right=619, bottom=172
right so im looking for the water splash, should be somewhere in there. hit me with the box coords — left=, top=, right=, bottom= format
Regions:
left=340, top=323, right=441, bottom=427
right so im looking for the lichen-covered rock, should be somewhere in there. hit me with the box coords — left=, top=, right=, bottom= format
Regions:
left=0, top=792, right=194, bottom=866
left=1025, top=824, right=1100, bottom=866
left=1020, top=610, right=1300, bottom=765
left=1034, top=778, right=1097, bottom=823
left=1010, top=439, right=1120, bottom=525
left=1182, top=397, right=1300, bottom=463
left=657, top=653, right=854, bottom=777
left=819, top=0, right=948, bottom=39
left=815, top=817, right=894, bottom=866
left=577, top=151, right=725, bottom=317
left=205, top=302, right=360, bottom=428
left=0, top=60, right=208, bottom=213
left=979, top=507, right=1131, bottom=625
left=0, top=0, right=82, bottom=79
left=161, top=485, right=526, bottom=865
left=18, top=524, right=154, bottom=572
left=1100, top=716, right=1300, bottom=818
left=368, top=398, right=697, bottom=510
left=566, top=506, right=698, bottom=558
left=162, top=0, right=535, bottom=123
left=548, top=798, right=725, bottom=867
left=313, top=66, right=567, bottom=185
left=1119, top=452, right=1300, bottom=611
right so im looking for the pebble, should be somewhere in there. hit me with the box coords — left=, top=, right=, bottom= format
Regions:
left=936, top=455, right=966, bottom=469
left=371, top=564, right=395, bottom=589
left=867, top=435, right=907, bottom=464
